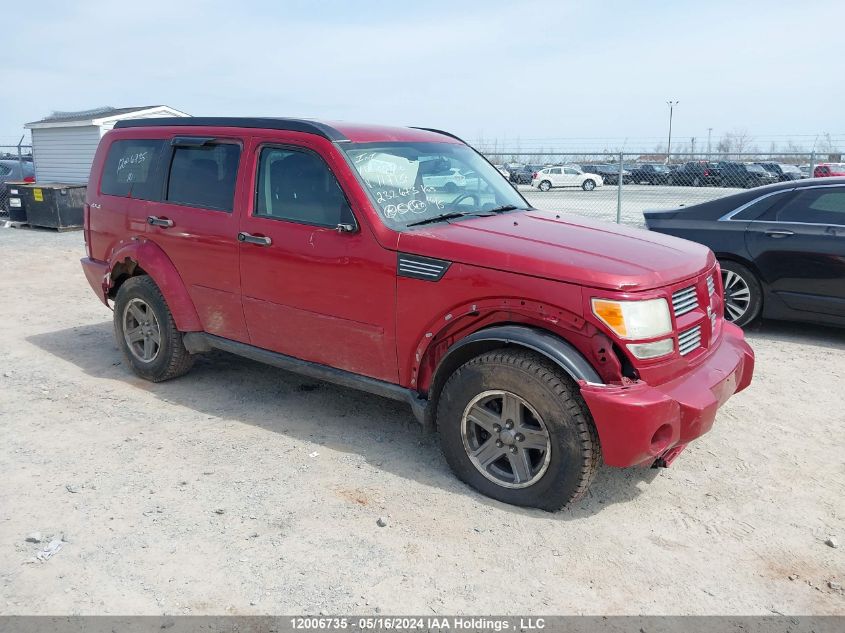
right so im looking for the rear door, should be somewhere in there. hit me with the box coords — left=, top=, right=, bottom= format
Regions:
left=237, top=135, right=398, bottom=382
left=745, top=185, right=845, bottom=317
left=141, top=135, right=249, bottom=342
left=562, top=167, right=580, bottom=186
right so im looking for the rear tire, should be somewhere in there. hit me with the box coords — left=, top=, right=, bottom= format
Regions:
left=539, top=180, right=552, bottom=192
left=437, top=349, right=600, bottom=511
left=719, top=260, right=762, bottom=327
left=582, top=179, right=596, bottom=191
left=114, top=275, right=195, bottom=382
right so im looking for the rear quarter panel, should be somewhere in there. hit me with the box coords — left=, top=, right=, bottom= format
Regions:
left=86, top=132, right=128, bottom=263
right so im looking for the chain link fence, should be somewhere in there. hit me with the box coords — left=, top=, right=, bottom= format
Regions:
left=2, top=144, right=841, bottom=227
left=0, top=144, right=34, bottom=219
left=479, top=151, right=837, bottom=227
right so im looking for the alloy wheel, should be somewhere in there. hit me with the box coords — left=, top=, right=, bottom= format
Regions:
left=122, top=298, right=162, bottom=363
left=722, top=269, right=752, bottom=322
left=461, top=390, right=552, bottom=489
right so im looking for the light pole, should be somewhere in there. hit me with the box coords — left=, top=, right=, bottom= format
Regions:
left=666, top=100, right=679, bottom=164
left=707, top=127, right=713, bottom=159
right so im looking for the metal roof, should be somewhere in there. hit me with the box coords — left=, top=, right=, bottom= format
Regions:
left=27, top=106, right=162, bottom=125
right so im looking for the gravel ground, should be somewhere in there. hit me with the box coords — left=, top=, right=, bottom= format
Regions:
left=0, top=227, right=843, bottom=615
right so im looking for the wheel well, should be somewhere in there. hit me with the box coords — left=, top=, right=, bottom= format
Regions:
left=425, top=331, right=599, bottom=430
left=713, top=253, right=762, bottom=280
left=713, top=253, right=765, bottom=310
left=108, top=259, right=148, bottom=299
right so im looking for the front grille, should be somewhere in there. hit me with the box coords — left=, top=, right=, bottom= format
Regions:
left=706, top=274, right=716, bottom=296
left=672, top=286, right=698, bottom=317
left=678, top=325, right=702, bottom=356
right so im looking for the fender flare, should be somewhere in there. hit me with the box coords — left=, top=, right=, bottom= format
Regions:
left=436, top=324, right=603, bottom=386
left=417, top=324, right=604, bottom=431
left=109, top=239, right=202, bottom=332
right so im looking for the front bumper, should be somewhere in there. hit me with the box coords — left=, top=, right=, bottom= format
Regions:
left=579, top=322, right=754, bottom=467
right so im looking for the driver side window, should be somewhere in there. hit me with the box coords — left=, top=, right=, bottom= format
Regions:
left=255, top=147, right=354, bottom=227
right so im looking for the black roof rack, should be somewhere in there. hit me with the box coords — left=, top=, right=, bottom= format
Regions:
left=113, top=117, right=350, bottom=142
left=411, top=127, right=467, bottom=144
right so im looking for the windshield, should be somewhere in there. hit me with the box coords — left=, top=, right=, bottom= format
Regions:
left=344, top=142, right=527, bottom=229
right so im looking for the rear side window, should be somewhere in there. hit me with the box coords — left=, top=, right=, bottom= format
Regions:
left=774, top=188, right=845, bottom=225
left=166, top=144, right=241, bottom=212
left=101, top=139, right=165, bottom=199
left=0, top=164, right=11, bottom=176
left=731, top=191, right=793, bottom=221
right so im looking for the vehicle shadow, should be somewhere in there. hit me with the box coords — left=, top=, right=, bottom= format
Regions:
left=30, top=321, right=662, bottom=518
left=744, top=319, right=845, bottom=350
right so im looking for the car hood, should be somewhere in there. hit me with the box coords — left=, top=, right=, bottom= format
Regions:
left=397, top=210, right=714, bottom=291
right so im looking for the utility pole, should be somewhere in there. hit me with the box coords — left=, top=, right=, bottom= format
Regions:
left=666, top=100, right=679, bottom=165
left=690, top=137, right=696, bottom=157
left=707, top=127, right=713, bottom=159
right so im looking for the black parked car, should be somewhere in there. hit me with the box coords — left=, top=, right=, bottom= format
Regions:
left=718, top=162, right=778, bottom=188
left=754, top=162, right=803, bottom=182
left=508, top=164, right=542, bottom=184
left=644, top=178, right=845, bottom=328
left=668, top=161, right=721, bottom=187
left=628, top=163, right=671, bottom=185
left=583, top=164, right=631, bottom=185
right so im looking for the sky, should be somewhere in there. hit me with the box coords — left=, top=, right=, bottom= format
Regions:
left=2, top=0, right=843, bottom=152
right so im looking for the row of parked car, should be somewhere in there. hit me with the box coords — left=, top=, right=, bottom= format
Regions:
left=502, top=160, right=845, bottom=191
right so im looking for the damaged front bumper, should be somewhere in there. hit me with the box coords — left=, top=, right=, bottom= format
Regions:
left=579, top=322, right=755, bottom=467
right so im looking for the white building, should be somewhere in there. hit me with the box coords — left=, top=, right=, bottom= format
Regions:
left=25, top=105, right=190, bottom=184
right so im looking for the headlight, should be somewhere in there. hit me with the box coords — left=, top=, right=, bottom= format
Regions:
left=591, top=297, right=672, bottom=340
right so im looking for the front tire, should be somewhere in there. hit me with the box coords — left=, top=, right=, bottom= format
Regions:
left=437, top=349, right=600, bottom=511
left=114, top=275, right=195, bottom=382
left=582, top=179, right=596, bottom=191
left=720, top=261, right=762, bottom=327
left=539, top=180, right=552, bottom=192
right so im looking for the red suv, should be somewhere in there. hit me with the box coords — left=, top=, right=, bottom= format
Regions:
left=81, top=118, right=754, bottom=510
left=813, top=163, right=845, bottom=178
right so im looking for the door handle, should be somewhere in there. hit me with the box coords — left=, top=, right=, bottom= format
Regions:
left=764, top=229, right=794, bottom=238
left=237, top=232, right=272, bottom=246
left=147, top=216, right=174, bottom=228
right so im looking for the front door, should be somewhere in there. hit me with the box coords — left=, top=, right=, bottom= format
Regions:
left=237, top=138, right=398, bottom=382
left=745, top=185, right=845, bottom=317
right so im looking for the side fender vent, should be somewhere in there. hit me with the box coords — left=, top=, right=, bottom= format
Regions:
left=397, top=253, right=451, bottom=281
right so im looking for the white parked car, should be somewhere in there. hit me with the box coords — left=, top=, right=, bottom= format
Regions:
left=493, top=164, right=510, bottom=178
left=423, top=167, right=481, bottom=192
left=531, top=166, right=603, bottom=191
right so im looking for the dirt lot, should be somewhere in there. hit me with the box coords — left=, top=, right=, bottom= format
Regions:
left=1, top=227, right=843, bottom=615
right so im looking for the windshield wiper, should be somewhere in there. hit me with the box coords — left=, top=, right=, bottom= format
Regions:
left=485, top=204, right=523, bottom=214
left=406, top=211, right=475, bottom=227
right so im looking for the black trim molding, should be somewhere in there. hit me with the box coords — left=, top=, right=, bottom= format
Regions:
left=114, top=117, right=350, bottom=143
